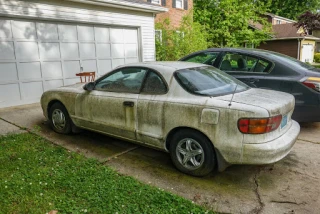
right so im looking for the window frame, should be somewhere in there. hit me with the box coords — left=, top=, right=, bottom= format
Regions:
left=175, top=0, right=183, bottom=9
left=151, top=0, right=161, bottom=5
left=93, top=66, right=169, bottom=95
left=218, top=51, right=275, bottom=74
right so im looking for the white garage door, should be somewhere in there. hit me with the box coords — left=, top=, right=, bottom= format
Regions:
left=0, top=18, right=140, bottom=108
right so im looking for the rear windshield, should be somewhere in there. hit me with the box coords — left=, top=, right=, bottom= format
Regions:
left=175, top=66, right=250, bottom=96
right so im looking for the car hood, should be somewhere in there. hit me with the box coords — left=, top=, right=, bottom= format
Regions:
left=52, top=83, right=86, bottom=93
left=217, top=88, right=295, bottom=116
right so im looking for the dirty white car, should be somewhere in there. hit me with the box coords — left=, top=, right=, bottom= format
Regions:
left=41, top=62, right=300, bottom=176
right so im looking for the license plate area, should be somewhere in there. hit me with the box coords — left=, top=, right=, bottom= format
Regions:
left=281, top=114, right=288, bottom=129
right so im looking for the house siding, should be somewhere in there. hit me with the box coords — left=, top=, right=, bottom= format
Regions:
left=258, top=40, right=299, bottom=59
left=0, top=0, right=156, bottom=61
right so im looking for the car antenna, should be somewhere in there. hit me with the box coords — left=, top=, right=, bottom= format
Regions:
left=229, top=84, right=238, bottom=107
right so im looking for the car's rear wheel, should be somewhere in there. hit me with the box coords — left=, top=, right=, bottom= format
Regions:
left=49, top=102, right=72, bottom=134
left=169, top=130, right=216, bottom=177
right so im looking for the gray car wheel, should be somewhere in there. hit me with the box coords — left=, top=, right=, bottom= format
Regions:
left=170, top=129, right=216, bottom=177
left=49, top=102, right=72, bottom=134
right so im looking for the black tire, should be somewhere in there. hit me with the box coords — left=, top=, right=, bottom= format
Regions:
left=49, top=102, right=72, bottom=134
left=169, top=129, right=216, bottom=177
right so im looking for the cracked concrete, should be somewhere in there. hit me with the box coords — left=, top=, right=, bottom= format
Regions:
left=1, top=104, right=320, bottom=214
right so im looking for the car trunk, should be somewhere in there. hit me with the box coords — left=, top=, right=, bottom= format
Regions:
left=217, top=88, right=296, bottom=144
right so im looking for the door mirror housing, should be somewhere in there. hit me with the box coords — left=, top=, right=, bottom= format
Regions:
left=83, top=82, right=95, bottom=91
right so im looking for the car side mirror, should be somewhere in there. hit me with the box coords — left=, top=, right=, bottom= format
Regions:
left=83, top=82, right=95, bottom=91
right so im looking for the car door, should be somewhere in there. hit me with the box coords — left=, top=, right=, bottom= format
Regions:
left=136, top=70, right=169, bottom=149
left=218, top=52, right=276, bottom=89
left=74, top=67, right=148, bottom=140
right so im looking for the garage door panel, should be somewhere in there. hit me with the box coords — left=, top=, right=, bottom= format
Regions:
left=0, top=84, right=20, bottom=101
left=22, top=81, right=43, bottom=99
left=65, top=78, right=79, bottom=86
left=112, top=58, right=124, bottom=69
left=111, top=44, right=124, bottom=58
left=40, top=43, right=60, bottom=59
left=12, top=20, right=37, bottom=40
left=61, top=43, right=79, bottom=59
left=80, top=43, right=95, bottom=59
left=58, top=24, right=77, bottom=40
left=124, top=29, right=137, bottom=43
left=16, top=42, right=39, bottom=59
left=125, top=44, right=138, bottom=57
left=44, top=79, right=63, bottom=91
left=0, top=18, right=140, bottom=108
left=98, top=59, right=112, bottom=76
left=42, top=62, right=63, bottom=79
left=0, top=20, right=12, bottom=38
left=95, top=27, right=109, bottom=42
left=97, top=44, right=110, bottom=58
left=36, top=23, right=59, bottom=40
left=125, top=58, right=139, bottom=64
left=18, top=62, right=41, bottom=80
left=0, top=63, right=18, bottom=81
left=82, top=60, right=97, bottom=72
left=110, top=28, right=124, bottom=43
left=0, top=42, right=15, bottom=59
left=78, top=26, right=94, bottom=41
left=64, top=61, right=80, bottom=78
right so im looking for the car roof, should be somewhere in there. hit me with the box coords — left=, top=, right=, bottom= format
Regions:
left=116, top=61, right=207, bottom=73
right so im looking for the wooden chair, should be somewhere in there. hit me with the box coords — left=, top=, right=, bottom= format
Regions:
left=76, top=71, right=96, bottom=83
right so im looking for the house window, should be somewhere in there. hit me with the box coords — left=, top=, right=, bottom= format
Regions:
left=151, top=0, right=161, bottom=4
left=155, top=30, right=162, bottom=42
left=176, top=0, right=183, bottom=9
left=276, top=20, right=281, bottom=24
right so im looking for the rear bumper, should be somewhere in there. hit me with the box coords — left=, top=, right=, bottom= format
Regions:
left=241, top=121, right=300, bottom=164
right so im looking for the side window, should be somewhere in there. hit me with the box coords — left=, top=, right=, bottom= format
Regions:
left=141, top=71, right=167, bottom=94
left=219, top=52, right=270, bottom=73
left=95, top=68, right=147, bottom=93
left=184, top=52, right=219, bottom=65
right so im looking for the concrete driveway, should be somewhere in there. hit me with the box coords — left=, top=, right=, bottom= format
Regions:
left=1, top=103, right=319, bottom=214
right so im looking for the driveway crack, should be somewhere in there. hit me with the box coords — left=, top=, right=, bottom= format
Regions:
left=298, top=138, right=320, bottom=145
left=251, top=168, right=264, bottom=214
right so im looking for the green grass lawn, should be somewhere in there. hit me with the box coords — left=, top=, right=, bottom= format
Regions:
left=0, top=133, right=213, bottom=214
left=314, top=64, right=320, bottom=68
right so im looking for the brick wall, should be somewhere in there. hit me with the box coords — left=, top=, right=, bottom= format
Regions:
left=258, top=40, right=299, bottom=59
left=150, top=0, right=193, bottom=28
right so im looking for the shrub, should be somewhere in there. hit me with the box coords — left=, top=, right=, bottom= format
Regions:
left=314, top=53, right=320, bottom=63
left=155, top=12, right=208, bottom=61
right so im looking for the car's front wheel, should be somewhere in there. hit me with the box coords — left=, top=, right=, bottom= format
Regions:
left=169, top=130, right=216, bottom=177
left=49, top=102, right=72, bottom=134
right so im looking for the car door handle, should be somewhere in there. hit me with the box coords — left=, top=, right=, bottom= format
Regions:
left=123, top=101, right=134, bottom=107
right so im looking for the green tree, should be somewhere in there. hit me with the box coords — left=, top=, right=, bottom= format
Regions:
left=155, top=13, right=208, bottom=61
left=194, top=0, right=272, bottom=47
left=261, top=0, right=320, bottom=20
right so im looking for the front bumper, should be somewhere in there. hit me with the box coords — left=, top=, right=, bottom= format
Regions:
left=241, top=121, right=300, bottom=164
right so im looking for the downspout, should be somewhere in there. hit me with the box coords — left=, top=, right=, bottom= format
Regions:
left=297, top=38, right=301, bottom=61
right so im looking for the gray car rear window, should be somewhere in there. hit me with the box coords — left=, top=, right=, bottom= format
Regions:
left=175, top=66, right=250, bottom=96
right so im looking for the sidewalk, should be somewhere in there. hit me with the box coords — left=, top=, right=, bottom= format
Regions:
left=0, top=117, right=26, bottom=135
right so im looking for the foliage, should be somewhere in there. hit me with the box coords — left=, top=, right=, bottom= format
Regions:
left=260, top=0, right=320, bottom=20
left=193, top=0, right=273, bottom=47
left=155, top=13, right=208, bottom=61
left=314, top=53, right=320, bottom=63
left=0, top=133, right=213, bottom=214
left=295, top=11, right=320, bottom=34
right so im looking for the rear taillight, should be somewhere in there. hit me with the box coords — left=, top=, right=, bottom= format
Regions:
left=302, top=77, right=320, bottom=92
left=238, top=115, right=282, bottom=134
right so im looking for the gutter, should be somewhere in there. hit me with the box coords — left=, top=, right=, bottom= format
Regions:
left=66, top=0, right=168, bottom=13
left=264, top=36, right=320, bottom=41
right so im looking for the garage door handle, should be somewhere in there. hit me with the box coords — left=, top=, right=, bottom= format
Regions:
left=123, top=101, right=134, bottom=107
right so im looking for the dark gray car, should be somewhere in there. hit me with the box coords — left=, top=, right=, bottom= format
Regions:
left=180, top=48, right=320, bottom=122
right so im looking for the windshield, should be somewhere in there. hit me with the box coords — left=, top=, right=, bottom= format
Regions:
left=175, top=66, right=250, bottom=96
